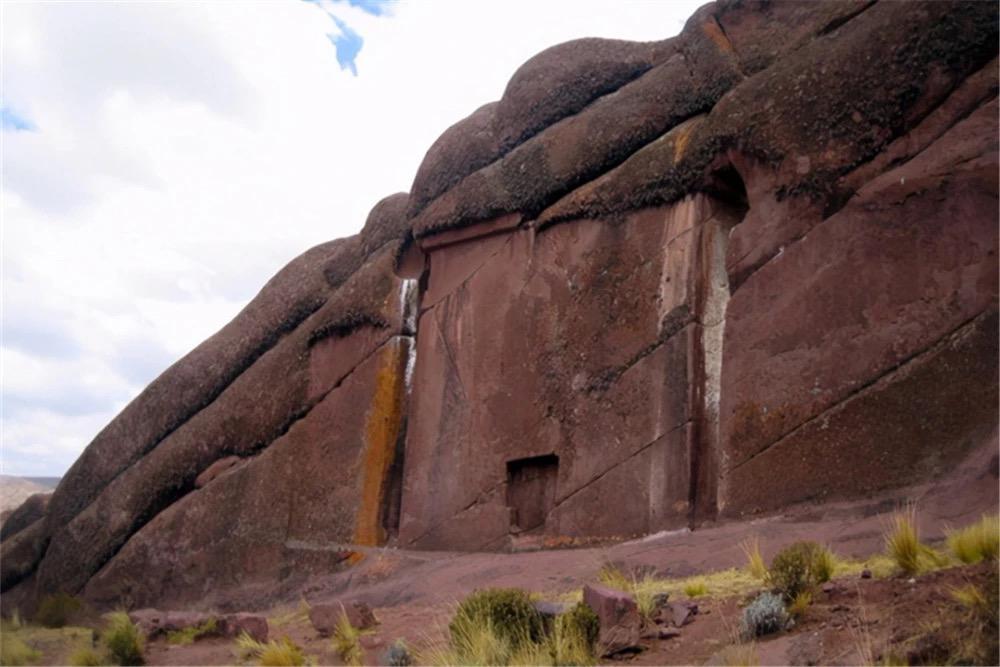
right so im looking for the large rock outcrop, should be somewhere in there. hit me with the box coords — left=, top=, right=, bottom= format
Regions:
left=2, top=0, right=996, bottom=611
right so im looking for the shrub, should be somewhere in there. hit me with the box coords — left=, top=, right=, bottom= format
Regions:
left=331, top=613, right=363, bottom=666
left=382, top=640, right=412, bottom=667
left=449, top=588, right=543, bottom=651
left=740, top=537, right=768, bottom=581
left=768, top=541, right=834, bottom=600
left=103, top=611, right=144, bottom=666
left=947, top=514, right=1000, bottom=564
left=716, top=641, right=760, bottom=667
left=740, top=592, right=788, bottom=639
left=34, top=593, right=83, bottom=628
left=0, top=634, right=41, bottom=666
left=68, top=647, right=104, bottom=666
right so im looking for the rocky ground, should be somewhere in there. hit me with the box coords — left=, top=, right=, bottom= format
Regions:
left=4, top=443, right=996, bottom=666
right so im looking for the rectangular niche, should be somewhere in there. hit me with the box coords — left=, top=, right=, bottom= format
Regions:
left=506, top=454, right=559, bottom=534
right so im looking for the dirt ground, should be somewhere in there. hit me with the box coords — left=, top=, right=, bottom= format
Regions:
left=7, top=442, right=998, bottom=666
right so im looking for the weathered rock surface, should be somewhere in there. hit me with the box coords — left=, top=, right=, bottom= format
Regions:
left=309, top=600, right=378, bottom=637
left=582, top=583, right=642, bottom=656
left=1, top=0, right=996, bottom=613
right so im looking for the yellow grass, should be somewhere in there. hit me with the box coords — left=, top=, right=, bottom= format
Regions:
left=947, top=514, right=999, bottom=564
left=740, top=537, right=768, bottom=581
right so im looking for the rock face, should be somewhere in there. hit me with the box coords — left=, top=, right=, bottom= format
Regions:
left=1, top=0, right=996, bottom=612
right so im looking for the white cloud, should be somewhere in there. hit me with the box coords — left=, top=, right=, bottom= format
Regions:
left=1, top=0, right=703, bottom=475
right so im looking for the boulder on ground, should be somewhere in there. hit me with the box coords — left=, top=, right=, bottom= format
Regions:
left=582, top=583, right=642, bottom=656
left=309, top=600, right=378, bottom=637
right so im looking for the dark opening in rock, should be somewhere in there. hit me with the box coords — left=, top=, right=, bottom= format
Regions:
left=506, top=454, right=559, bottom=534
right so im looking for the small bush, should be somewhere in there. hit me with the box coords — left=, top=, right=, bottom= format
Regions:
left=382, top=640, right=412, bottom=667
left=768, top=541, right=833, bottom=600
left=0, top=635, right=41, bottom=666
left=332, top=613, right=363, bottom=666
left=166, top=618, right=217, bottom=645
left=947, top=514, right=1000, bottom=564
left=103, top=611, right=144, bottom=666
left=34, top=593, right=83, bottom=628
left=740, top=537, right=768, bottom=582
left=740, top=592, right=788, bottom=639
left=68, top=647, right=104, bottom=667
left=683, top=579, right=708, bottom=598
left=449, top=588, right=543, bottom=651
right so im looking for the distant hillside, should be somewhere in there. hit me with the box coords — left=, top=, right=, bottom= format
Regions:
left=0, top=475, right=51, bottom=515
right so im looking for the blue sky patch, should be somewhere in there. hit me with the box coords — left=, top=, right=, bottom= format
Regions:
left=1, top=105, right=36, bottom=132
left=328, top=16, right=364, bottom=76
left=334, top=0, right=394, bottom=17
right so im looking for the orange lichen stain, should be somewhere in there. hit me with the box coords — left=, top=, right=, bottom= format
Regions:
left=353, top=339, right=408, bottom=546
left=346, top=551, right=367, bottom=566
left=701, top=18, right=734, bottom=54
left=672, top=123, right=695, bottom=162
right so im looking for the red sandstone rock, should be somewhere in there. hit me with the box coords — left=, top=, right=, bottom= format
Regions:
left=219, top=613, right=268, bottom=642
left=582, top=584, right=642, bottom=656
left=2, top=0, right=996, bottom=614
left=193, top=456, right=241, bottom=489
left=309, top=600, right=378, bottom=637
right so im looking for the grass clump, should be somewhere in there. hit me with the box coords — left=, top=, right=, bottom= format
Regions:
left=332, top=613, right=366, bottom=666
left=948, top=567, right=999, bottom=666
left=34, top=593, right=83, bottom=629
left=740, top=592, right=788, bottom=639
left=449, top=588, right=544, bottom=652
left=884, top=506, right=946, bottom=575
left=768, top=541, right=835, bottom=600
left=551, top=603, right=598, bottom=666
left=236, top=633, right=310, bottom=667
left=715, top=641, right=760, bottom=667
left=0, top=635, right=41, bottom=666
left=683, top=579, right=708, bottom=598
left=166, top=618, right=217, bottom=645
left=423, top=596, right=596, bottom=666
left=947, top=514, right=999, bottom=564
left=596, top=562, right=631, bottom=593
left=103, top=611, right=144, bottom=666
left=740, top=537, right=768, bottom=581
left=68, top=647, right=104, bottom=666
left=787, top=591, right=811, bottom=619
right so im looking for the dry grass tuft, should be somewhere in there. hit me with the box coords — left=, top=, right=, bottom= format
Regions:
left=740, top=537, right=768, bottom=582
left=332, top=613, right=366, bottom=666
left=235, top=633, right=311, bottom=666
left=947, top=514, right=999, bottom=564
left=884, top=505, right=946, bottom=576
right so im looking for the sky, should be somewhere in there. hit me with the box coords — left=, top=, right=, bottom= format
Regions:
left=1, top=0, right=704, bottom=477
